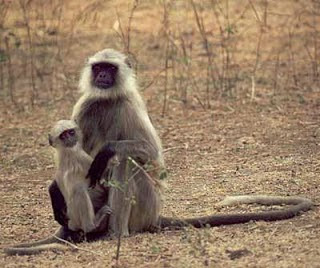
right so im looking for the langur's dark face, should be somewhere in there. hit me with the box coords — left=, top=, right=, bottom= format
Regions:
left=59, top=128, right=77, bottom=147
left=92, top=62, right=118, bottom=89
left=49, top=128, right=78, bottom=148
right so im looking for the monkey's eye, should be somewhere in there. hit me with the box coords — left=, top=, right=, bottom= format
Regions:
left=59, top=131, right=68, bottom=140
left=68, top=129, right=75, bottom=136
left=59, top=129, right=75, bottom=140
left=92, top=64, right=101, bottom=72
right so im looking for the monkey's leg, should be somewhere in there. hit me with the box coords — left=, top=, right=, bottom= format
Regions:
left=108, top=188, right=132, bottom=237
left=68, top=184, right=96, bottom=233
left=4, top=225, right=87, bottom=256
left=4, top=186, right=108, bottom=256
left=91, top=205, right=112, bottom=233
left=128, top=169, right=162, bottom=233
left=81, top=205, right=112, bottom=241
left=49, top=180, right=68, bottom=227
left=4, top=227, right=70, bottom=256
left=49, top=181, right=87, bottom=241
left=80, top=184, right=111, bottom=239
left=107, top=161, right=133, bottom=237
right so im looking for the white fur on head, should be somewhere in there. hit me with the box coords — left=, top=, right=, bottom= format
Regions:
left=79, top=48, right=136, bottom=99
left=50, top=120, right=78, bottom=140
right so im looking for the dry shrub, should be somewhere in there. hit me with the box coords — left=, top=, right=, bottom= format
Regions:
left=0, top=0, right=319, bottom=111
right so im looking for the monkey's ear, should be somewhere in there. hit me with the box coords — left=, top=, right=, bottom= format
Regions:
left=85, top=57, right=90, bottom=65
left=125, top=57, right=133, bottom=68
left=48, top=134, right=53, bottom=146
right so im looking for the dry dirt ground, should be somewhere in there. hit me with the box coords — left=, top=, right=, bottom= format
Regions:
left=0, top=90, right=319, bottom=268
left=1, top=1, right=320, bottom=267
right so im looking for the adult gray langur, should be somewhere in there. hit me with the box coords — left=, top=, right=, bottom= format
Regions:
left=4, top=48, right=313, bottom=255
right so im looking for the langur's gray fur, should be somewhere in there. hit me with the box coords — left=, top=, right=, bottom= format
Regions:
left=49, top=119, right=111, bottom=233
left=72, top=48, right=165, bottom=236
left=4, top=120, right=112, bottom=255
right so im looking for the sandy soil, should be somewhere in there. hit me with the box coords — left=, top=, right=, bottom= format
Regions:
left=0, top=1, right=319, bottom=267
left=1, top=90, right=319, bottom=268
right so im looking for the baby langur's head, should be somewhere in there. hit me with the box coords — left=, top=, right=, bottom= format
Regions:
left=49, top=120, right=80, bottom=149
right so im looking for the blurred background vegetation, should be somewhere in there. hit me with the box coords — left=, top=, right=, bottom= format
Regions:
left=0, top=0, right=319, bottom=112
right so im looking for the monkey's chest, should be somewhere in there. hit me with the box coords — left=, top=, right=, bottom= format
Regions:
left=56, top=171, right=87, bottom=199
left=76, top=100, right=129, bottom=156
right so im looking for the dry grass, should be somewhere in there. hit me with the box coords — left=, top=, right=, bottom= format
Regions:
left=0, top=0, right=320, bottom=267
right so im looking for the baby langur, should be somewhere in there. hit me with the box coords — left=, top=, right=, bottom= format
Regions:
left=48, top=120, right=112, bottom=234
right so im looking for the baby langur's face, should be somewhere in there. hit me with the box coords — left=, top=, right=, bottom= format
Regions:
left=49, top=120, right=79, bottom=148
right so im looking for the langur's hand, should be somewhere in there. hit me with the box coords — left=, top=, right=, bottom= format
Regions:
left=86, top=143, right=116, bottom=188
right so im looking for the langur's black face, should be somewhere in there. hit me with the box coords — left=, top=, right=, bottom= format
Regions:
left=59, top=128, right=77, bottom=148
left=92, top=62, right=118, bottom=89
left=49, top=128, right=78, bottom=148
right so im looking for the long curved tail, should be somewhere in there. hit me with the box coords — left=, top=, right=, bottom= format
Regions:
left=158, top=195, right=313, bottom=228
left=4, top=243, right=69, bottom=256
left=3, top=228, right=69, bottom=256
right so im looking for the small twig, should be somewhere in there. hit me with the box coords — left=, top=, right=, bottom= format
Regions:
left=163, top=146, right=186, bottom=153
left=19, top=0, right=37, bottom=107
left=141, top=67, right=170, bottom=92
left=114, top=0, right=139, bottom=54
left=194, top=95, right=206, bottom=110
left=127, top=157, right=153, bottom=182
left=52, top=235, right=104, bottom=257
left=250, top=75, right=255, bottom=101
left=126, top=0, right=139, bottom=53
left=4, top=34, right=17, bottom=107
left=191, top=0, right=220, bottom=100
left=114, top=8, right=126, bottom=45
left=288, top=28, right=298, bottom=87
left=162, top=40, right=170, bottom=117
left=273, top=52, right=280, bottom=93
left=263, top=0, right=268, bottom=26
left=267, top=226, right=278, bottom=240
left=247, top=0, right=261, bottom=23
